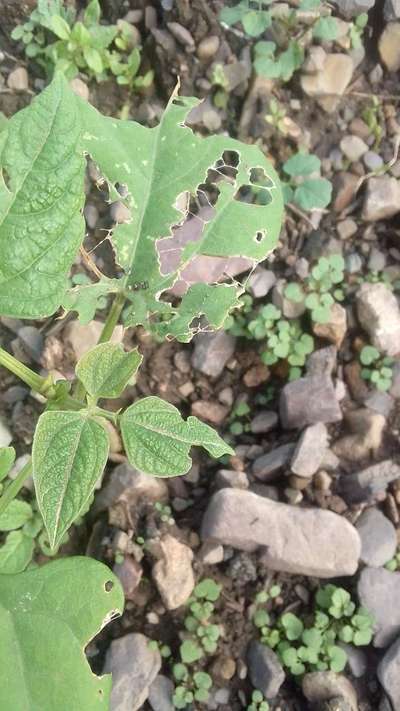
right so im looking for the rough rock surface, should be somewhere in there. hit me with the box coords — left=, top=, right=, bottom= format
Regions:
left=201, top=489, right=360, bottom=577
left=290, top=423, right=329, bottom=478
left=152, top=534, right=195, bottom=609
left=301, top=54, right=354, bottom=113
left=333, top=0, right=375, bottom=17
left=313, top=303, right=347, bottom=348
left=379, top=22, right=400, bottom=71
left=378, top=637, right=400, bottom=711
left=362, top=177, right=400, bottom=222
left=280, top=375, right=342, bottom=429
left=356, top=282, right=400, bottom=356
left=252, top=443, right=296, bottom=480
left=247, top=641, right=285, bottom=699
left=191, top=331, right=235, bottom=378
left=302, top=672, right=358, bottom=711
left=148, top=675, right=174, bottom=711
left=356, top=508, right=397, bottom=567
left=358, top=567, right=400, bottom=647
left=93, top=463, right=168, bottom=515
left=340, top=460, right=400, bottom=504
left=105, top=633, right=161, bottom=711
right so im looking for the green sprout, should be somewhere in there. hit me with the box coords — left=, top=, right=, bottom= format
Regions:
left=360, top=346, right=394, bottom=392
left=285, top=254, right=345, bottom=323
left=247, top=689, right=270, bottom=711
left=385, top=547, right=400, bottom=572
left=281, top=152, right=332, bottom=212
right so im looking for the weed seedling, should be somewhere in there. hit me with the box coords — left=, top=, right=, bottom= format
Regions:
left=285, top=254, right=345, bottom=324
left=385, top=548, right=400, bottom=572
left=359, top=346, right=394, bottom=392
left=247, top=689, right=270, bottom=711
left=281, top=152, right=332, bottom=211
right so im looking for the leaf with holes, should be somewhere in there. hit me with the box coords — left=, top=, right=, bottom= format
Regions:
left=0, top=72, right=85, bottom=318
left=32, top=411, right=109, bottom=549
left=76, top=93, right=283, bottom=336
left=76, top=342, right=142, bottom=399
left=0, top=556, right=124, bottom=710
left=120, top=395, right=234, bottom=476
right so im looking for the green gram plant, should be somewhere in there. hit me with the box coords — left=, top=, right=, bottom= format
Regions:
left=359, top=346, right=394, bottom=392
left=253, top=584, right=373, bottom=678
left=0, top=73, right=283, bottom=708
left=285, top=254, right=345, bottom=324
left=12, top=0, right=152, bottom=89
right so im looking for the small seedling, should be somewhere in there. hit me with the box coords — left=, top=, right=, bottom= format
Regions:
left=154, top=501, right=175, bottom=525
left=265, top=98, right=290, bottom=136
left=229, top=401, right=251, bottom=436
left=285, top=254, right=345, bottom=323
left=148, top=640, right=172, bottom=658
left=348, top=12, right=368, bottom=48
left=282, top=152, right=332, bottom=211
left=247, top=689, right=270, bottom=711
left=220, top=0, right=273, bottom=38
left=360, top=346, right=394, bottom=392
left=253, top=583, right=373, bottom=677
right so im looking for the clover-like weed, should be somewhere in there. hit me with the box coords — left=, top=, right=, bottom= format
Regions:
left=253, top=583, right=373, bottom=678
left=282, top=152, right=333, bottom=211
left=360, top=346, right=394, bottom=392
left=285, top=254, right=345, bottom=323
left=247, top=689, right=270, bottom=711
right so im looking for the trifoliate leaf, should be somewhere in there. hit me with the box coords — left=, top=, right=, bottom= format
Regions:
left=32, top=411, right=109, bottom=548
left=0, top=500, right=33, bottom=531
left=294, top=178, right=332, bottom=211
left=283, top=152, right=321, bottom=177
left=76, top=343, right=142, bottom=399
left=0, top=73, right=85, bottom=318
left=120, top=395, right=234, bottom=477
left=0, top=531, right=34, bottom=573
left=0, top=557, right=124, bottom=710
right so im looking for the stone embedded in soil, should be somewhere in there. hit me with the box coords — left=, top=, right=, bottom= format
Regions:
left=197, top=35, right=220, bottom=61
left=152, top=534, right=195, bottom=610
left=339, top=460, right=400, bottom=503
left=190, top=399, right=228, bottom=425
left=105, top=633, right=161, bottom=711
left=306, top=346, right=337, bottom=377
left=247, top=641, right=285, bottom=700
left=272, top=279, right=306, bottom=318
left=302, top=672, right=358, bottom=711
left=113, top=556, right=142, bottom=600
left=201, top=489, right=360, bottom=577
left=312, top=303, right=347, bottom=348
left=148, top=674, right=174, bottom=711
left=7, top=67, right=29, bottom=91
left=65, top=319, right=124, bottom=361
left=290, top=423, right=329, bottom=478
left=356, top=282, right=400, bottom=356
left=362, top=176, right=400, bottom=221
left=379, top=22, right=400, bottom=71
left=340, top=135, right=368, bottom=162
left=216, top=469, right=249, bottom=490
left=280, top=375, right=342, bottom=430
left=358, top=567, right=400, bottom=647
left=385, top=0, right=400, bottom=20
left=252, top=442, right=296, bottom=481
left=301, top=54, right=354, bottom=113
left=364, top=389, right=394, bottom=418
left=17, top=325, right=43, bottom=364
left=191, top=330, right=235, bottom=378
left=93, top=462, right=168, bottom=516
left=0, top=419, right=12, bottom=448
left=333, top=408, right=385, bottom=462
left=247, top=268, right=276, bottom=298
left=378, top=636, right=400, bottom=711
left=250, top=411, right=278, bottom=434
left=356, top=508, right=397, bottom=567
left=338, top=643, right=367, bottom=678
left=332, top=172, right=359, bottom=212
left=332, top=0, right=376, bottom=17
left=70, top=77, right=89, bottom=100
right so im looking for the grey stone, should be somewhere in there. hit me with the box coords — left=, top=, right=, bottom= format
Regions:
left=378, top=636, right=400, bottom=710
left=291, top=423, right=329, bottom=478
left=364, top=390, right=394, bottom=418
left=385, top=0, right=400, bottom=20
left=337, top=219, right=358, bottom=241
left=363, top=151, right=384, bottom=172
left=362, top=177, right=400, bottom=221
left=340, top=460, right=400, bottom=503
left=247, top=641, right=285, bottom=699
left=247, top=268, right=276, bottom=298
left=105, top=633, right=161, bottom=711
left=216, top=469, right=249, bottom=489
left=93, top=463, right=168, bottom=514
left=273, top=279, right=306, bottom=318
left=356, top=283, right=400, bottom=356
left=252, top=443, right=296, bottom=481
left=306, top=347, right=337, bottom=377
left=302, top=672, right=358, bottom=711
left=338, top=643, right=367, bottom=678
left=390, top=362, right=400, bottom=397
left=322, top=698, right=353, bottom=711
left=148, top=675, right=174, bottom=711
left=356, top=508, right=397, bottom=567
left=17, top=326, right=44, bottom=363
left=301, top=54, right=354, bottom=113
left=368, top=247, right=386, bottom=272
left=332, top=0, right=375, bottom=16
left=340, top=135, right=368, bottom=162
left=166, top=22, right=194, bottom=47
left=197, top=35, right=220, bottom=60
left=191, top=331, right=235, bottom=378
left=345, top=253, right=363, bottom=274
left=358, top=567, right=400, bottom=647
left=280, top=375, right=342, bottom=430
left=250, top=411, right=278, bottom=434
left=201, top=489, right=360, bottom=577
left=152, top=534, right=194, bottom=610
left=0, top=420, right=12, bottom=448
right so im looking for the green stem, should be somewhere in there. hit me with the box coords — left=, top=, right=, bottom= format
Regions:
left=0, top=459, right=33, bottom=516
left=0, top=347, right=55, bottom=397
left=73, top=292, right=127, bottom=401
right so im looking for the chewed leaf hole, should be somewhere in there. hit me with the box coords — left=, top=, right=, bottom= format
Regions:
left=104, top=580, right=114, bottom=592
left=249, top=166, right=275, bottom=189
left=234, top=185, right=272, bottom=206
left=255, top=230, right=267, bottom=243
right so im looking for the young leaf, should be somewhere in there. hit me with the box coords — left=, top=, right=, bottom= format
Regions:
left=283, top=152, right=321, bottom=177
left=0, top=446, right=15, bottom=481
left=313, top=16, right=338, bottom=41
left=0, top=530, right=34, bottom=573
left=242, top=10, right=271, bottom=37
left=120, top=395, right=234, bottom=477
left=32, top=411, right=109, bottom=549
left=0, top=73, right=85, bottom=318
left=0, top=500, right=32, bottom=531
left=0, top=557, right=124, bottom=709
left=75, top=343, right=142, bottom=399
left=50, top=14, right=71, bottom=39
left=294, top=178, right=332, bottom=211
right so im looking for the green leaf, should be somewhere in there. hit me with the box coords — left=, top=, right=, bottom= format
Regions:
left=0, top=530, right=34, bottom=573
left=0, top=500, right=32, bottom=531
left=277, top=42, right=304, bottom=81
left=194, top=578, right=221, bottom=601
left=0, top=73, right=85, bottom=318
left=77, top=93, right=283, bottom=334
left=75, top=342, right=142, bottom=399
left=121, top=395, right=233, bottom=477
left=360, top=345, right=380, bottom=365
left=353, top=628, right=372, bottom=646
left=328, top=645, right=347, bottom=673
left=302, top=628, right=322, bottom=649
left=0, top=446, right=15, bottom=481
left=284, top=283, right=305, bottom=303
left=242, top=10, right=271, bottom=37
left=0, top=557, right=124, bottom=709
left=194, top=671, right=212, bottom=690
left=180, top=639, right=203, bottom=664
left=294, top=178, right=332, bottom=211
left=281, top=612, right=304, bottom=640
left=283, top=152, right=321, bottom=177
left=313, top=16, right=338, bottom=41
left=220, top=1, right=247, bottom=26
left=32, top=411, right=109, bottom=549
left=83, top=46, right=103, bottom=74
left=50, top=15, right=71, bottom=40
left=84, top=0, right=101, bottom=26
